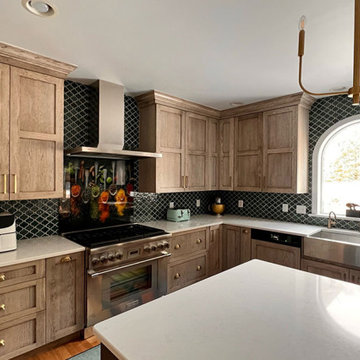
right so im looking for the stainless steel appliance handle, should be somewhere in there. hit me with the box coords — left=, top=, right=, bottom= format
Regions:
left=88, top=251, right=172, bottom=277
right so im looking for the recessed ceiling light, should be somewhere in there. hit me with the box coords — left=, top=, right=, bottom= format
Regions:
left=21, top=0, right=56, bottom=17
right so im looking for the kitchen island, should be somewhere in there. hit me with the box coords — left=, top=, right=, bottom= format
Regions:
left=94, top=260, right=360, bottom=360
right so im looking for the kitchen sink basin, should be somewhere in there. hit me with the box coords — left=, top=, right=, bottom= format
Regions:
left=309, top=230, right=360, bottom=245
left=304, top=229, right=360, bottom=267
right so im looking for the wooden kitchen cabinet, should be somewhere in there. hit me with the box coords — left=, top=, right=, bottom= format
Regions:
left=207, top=118, right=219, bottom=190
left=350, top=269, right=360, bottom=285
left=219, top=118, right=234, bottom=190
left=222, top=225, right=251, bottom=271
left=137, top=91, right=221, bottom=193
left=185, top=112, right=207, bottom=191
left=208, top=225, right=222, bottom=276
left=45, top=252, right=84, bottom=342
left=301, top=259, right=349, bottom=281
left=0, top=64, right=9, bottom=201
left=0, top=43, right=75, bottom=201
left=234, top=113, right=262, bottom=191
left=252, top=239, right=300, bottom=269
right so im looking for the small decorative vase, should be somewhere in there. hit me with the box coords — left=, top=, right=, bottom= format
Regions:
left=211, top=197, right=225, bottom=217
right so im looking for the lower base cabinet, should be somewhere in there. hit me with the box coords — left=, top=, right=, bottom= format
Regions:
left=252, top=239, right=300, bottom=269
left=0, top=252, right=85, bottom=360
left=222, top=225, right=251, bottom=271
left=46, top=252, right=85, bottom=342
left=208, top=225, right=222, bottom=276
left=301, top=259, right=348, bottom=281
left=0, top=312, right=45, bottom=360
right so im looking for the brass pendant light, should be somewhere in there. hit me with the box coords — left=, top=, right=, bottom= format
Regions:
left=298, top=0, right=360, bottom=105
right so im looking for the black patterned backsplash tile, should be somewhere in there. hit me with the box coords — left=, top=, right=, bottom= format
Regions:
left=2, top=86, right=360, bottom=240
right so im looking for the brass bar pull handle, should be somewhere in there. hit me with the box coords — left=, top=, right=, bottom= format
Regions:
left=185, top=176, right=189, bottom=188
left=0, top=274, right=6, bottom=282
left=0, top=304, right=5, bottom=311
left=182, top=175, right=185, bottom=189
left=243, top=229, right=249, bottom=234
left=174, top=273, right=181, bottom=279
left=229, top=175, right=232, bottom=185
left=13, top=174, right=17, bottom=194
left=3, top=175, right=6, bottom=195
left=196, top=265, right=202, bottom=271
left=60, top=256, right=72, bottom=263
left=0, top=339, right=5, bottom=347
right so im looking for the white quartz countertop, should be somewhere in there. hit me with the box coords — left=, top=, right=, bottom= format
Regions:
left=94, top=260, right=360, bottom=360
left=0, top=236, right=85, bottom=267
left=142, top=214, right=321, bottom=237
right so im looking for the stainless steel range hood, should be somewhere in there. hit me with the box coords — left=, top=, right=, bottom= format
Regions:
left=66, top=80, right=161, bottom=160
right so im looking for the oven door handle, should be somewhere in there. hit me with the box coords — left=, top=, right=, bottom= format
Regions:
left=88, top=251, right=172, bottom=278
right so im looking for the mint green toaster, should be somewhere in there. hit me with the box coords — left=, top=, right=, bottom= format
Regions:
left=167, top=209, right=191, bottom=222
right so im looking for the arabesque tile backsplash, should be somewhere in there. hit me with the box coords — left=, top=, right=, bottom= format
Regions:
left=1, top=83, right=360, bottom=240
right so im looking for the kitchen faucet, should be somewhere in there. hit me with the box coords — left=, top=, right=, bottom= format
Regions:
left=327, top=211, right=337, bottom=229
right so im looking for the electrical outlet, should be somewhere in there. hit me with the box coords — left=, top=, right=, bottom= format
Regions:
left=238, top=200, right=244, bottom=208
left=296, top=205, right=307, bottom=214
left=169, top=202, right=174, bottom=209
left=196, top=199, right=201, bottom=207
left=282, top=204, right=289, bottom=212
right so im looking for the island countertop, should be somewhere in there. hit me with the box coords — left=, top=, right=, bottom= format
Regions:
left=94, top=260, right=360, bottom=360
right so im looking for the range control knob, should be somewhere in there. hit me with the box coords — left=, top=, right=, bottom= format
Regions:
left=100, top=255, right=108, bottom=264
left=115, top=252, right=123, bottom=259
left=92, top=257, right=100, bottom=266
left=150, top=244, right=157, bottom=252
left=163, top=241, right=170, bottom=249
left=144, top=246, right=151, bottom=253
left=108, top=253, right=115, bottom=261
left=157, top=242, right=165, bottom=250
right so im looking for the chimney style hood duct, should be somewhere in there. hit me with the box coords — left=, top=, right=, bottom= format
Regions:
left=66, top=80, right=162, bottom=160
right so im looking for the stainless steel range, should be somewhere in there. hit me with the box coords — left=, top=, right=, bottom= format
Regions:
left=63, top=224, right=171, bottom=336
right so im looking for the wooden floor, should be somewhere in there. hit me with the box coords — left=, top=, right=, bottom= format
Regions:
left=27, top=336, right=100, bottom=360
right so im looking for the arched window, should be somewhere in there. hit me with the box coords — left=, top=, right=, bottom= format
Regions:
left=313, top=115, right=360, bottom=216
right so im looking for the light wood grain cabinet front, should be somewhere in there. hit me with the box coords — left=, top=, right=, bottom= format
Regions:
left=234, top=114, right=263, bottom=191
left=168, top=254, right=207, bottom=293
left=208, top=225, right=222, bottom=276
left=0, top=260, right=45, bottom=289
left=0, top=311, right=45, bottom=360
left=219, top=118, right=234, bottom=190
left=350, top=269, right=360, bottom=285
left=206, top=118, right=219, bottom=190
left=222, top=226, right=251, bottom=271
left=0, top=279, right=45, bottom=323
left=0, top=64, right=10, bottom=201
left=170, top=229, right=207, bottom=259
left=0, top=66, right=64, bottom=201
left=301, top=259, right=349, bottom=281
left=252, top=239, right=300, bottom=269
left=46, top=252, right=84, bottom=342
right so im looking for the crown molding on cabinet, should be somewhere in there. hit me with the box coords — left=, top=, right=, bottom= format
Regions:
left=0, top=42, right=77, bottom=79
left=136, top=90, right=221, bottom=119
left=220, top=92, right=315, bottom=119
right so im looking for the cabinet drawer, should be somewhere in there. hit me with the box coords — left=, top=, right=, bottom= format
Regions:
left=170, top=229, right=207, bottom=259
left=0, top=311, right=45, bottom=360
left=0, top=279, right=45, bottom=324
left=0, top=260, right=45, bottom=289
left=168, top=254, right=207, bottom=292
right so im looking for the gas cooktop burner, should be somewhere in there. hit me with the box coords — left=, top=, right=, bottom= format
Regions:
left=63, top=224, right=167, bottom=249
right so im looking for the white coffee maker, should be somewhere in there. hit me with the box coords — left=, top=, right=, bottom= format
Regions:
left=0, top=212, right=17, bottom=252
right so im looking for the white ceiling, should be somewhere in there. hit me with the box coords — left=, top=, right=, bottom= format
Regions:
left=0, top=0, right=354, bottom=109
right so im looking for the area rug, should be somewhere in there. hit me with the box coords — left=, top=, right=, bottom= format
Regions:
left=68, top=345, right=100, bottom=360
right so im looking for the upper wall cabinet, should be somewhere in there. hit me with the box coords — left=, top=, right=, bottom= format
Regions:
left=223, top=92, right=314, bottom=194
left=136, top=91, right=221, bottom=193
left=0, top=42, right=76, bottom=201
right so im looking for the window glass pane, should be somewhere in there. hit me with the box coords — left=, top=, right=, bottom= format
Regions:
left=321, top=122, right=360, bottom=215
